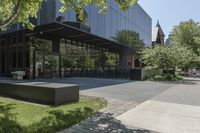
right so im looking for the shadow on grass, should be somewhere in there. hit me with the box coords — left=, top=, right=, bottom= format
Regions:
left=0, top=102, right=23, bottom=133
left=27, top=108, right=94, bottom=133
left=0, top=102, right=94, bottom=133
left=0, top=102, right=154, bottom=133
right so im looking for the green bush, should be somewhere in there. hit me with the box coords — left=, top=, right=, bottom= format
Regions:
left=0, top=96, right=107, bottom=133
left=148, top=74, right=183, bottom=81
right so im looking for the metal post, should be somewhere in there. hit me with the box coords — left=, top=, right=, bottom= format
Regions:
left=10, top=33, right=13, bottom=73
left=33, top=49, right=36, bottom=79
left=22, top=31, right=26, bottom=70
left=5, top=34, right=8, bottom=75
left=0, top=36, right=2, bottom=75
left=16, top=32, right=19, bottom=70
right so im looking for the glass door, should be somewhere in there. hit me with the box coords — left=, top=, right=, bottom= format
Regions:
left=34, top=51, right=60, bottom=79
left=51, top=54, right=60, bottom=78
left=43, top=54, right=60, bottom=78
left=35, top=51, right=44, bottom=79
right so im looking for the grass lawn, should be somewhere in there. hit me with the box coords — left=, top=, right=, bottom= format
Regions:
left=0, top=96, right=107, bottom=133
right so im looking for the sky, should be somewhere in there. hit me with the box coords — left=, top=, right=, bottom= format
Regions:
left=138, top=0, right=200, bottom=38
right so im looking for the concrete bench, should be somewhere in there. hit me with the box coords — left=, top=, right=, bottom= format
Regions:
left=11, top=71, right=25, bottom=80
left=0, top=82, right=79, bottom=105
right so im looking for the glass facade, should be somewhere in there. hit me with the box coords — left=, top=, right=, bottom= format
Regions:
left=37, top=0, right=151, bottom=46
left=0, top=1, right=151, bottom=78
left=30, top=38, right=60, bottom=79
left=0, top=31, right=30, bottom=77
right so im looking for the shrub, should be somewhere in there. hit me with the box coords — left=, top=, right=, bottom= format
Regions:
left=148, top=74, right=183, bottom=81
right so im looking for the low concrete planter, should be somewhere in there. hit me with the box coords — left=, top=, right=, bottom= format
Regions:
left=0, top=82, right=79, bottom=105
left=11, top=71, right=25, bottom=80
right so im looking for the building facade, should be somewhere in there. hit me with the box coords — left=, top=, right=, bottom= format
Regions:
left=0, top=1, right=152, bottom=79
left=38, top=0, right=152, bottom=46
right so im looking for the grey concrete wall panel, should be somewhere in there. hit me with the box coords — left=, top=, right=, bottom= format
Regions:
left=119, top=52, right=129, bottom=70
left=0, top=82, right=79, bottom=105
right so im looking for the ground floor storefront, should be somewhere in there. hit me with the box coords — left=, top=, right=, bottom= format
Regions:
left=0, top=22, right=141, bottom=79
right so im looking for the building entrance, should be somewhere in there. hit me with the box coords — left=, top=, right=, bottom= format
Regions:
left=34, top=50, right=60, bottom=79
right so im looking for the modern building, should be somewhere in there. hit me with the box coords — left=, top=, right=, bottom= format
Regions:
left=0, top=0, right=152, bottom=79
left=39, top=0, right=152, bottom=46
left=152, top=21, right=165, bottom=46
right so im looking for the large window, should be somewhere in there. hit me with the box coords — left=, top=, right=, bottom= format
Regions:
left=31, top=38, right=60, bottom=78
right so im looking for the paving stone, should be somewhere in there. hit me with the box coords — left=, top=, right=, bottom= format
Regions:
left=58, top=98, right=156, bottom=133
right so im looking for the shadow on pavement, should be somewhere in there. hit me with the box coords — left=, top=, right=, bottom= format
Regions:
left=61, top=112, right=155, bottom=133
left=151, top=80, right=198, bottom=85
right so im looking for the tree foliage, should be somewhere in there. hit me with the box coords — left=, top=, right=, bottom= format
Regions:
left=76, top=49, right=95, bottom=69
left=61, top=47, right=77, bottom=69
left=141, top=19, right=200, bottom=73
left=141, top=45, right=197, bottom=71
left=0, top=0, right=138, bottom=29
left=97, top=51, right=118, bottom=70
left=171, top=19, right=200, bottom=55
left=61, top=47, right=95, bottom=69
left=0, top=0, right=42, bottom=29
left=113, top=30, right=144, bottom=51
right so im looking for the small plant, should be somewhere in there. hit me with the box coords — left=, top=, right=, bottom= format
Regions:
left=148, top=74, right=183, bottom=81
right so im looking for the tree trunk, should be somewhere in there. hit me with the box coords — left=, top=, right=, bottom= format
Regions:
left=173, top=67, right=176, bottom=77
left=166, top=68, right=169, bottom=75
left=0, top=0, right=21, bottom=29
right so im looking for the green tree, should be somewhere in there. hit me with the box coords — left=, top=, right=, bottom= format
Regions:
left=171, top=19, right=200, bottom=55
left=0, top=0, right=41, bottom=29
left=76, top=49, right=95, bottom=69
left=33, top=38, right=52, bottom=54
left=141, top=45, right=196, bottom=74
left=97, top=51, right=118, bottom=70
left=61, top=53, right=77, bottom=69
left=61, top=46, right=95, bottom=70
left=113, top=30, right=145, bottom=51
left=61, top=46, right=79, bottom=69
left=105, top=52, right=118, bottom=69
left=0, top=0, right=138, bottom=29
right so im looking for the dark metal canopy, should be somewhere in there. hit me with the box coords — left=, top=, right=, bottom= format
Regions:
left=31, top=22, right=135, bottom=53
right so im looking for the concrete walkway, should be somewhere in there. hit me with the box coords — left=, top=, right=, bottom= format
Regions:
left=57, top=78, right=175, bottom=133
left=59, top=98, right=158, bottom=133
left=4, top=77, right=200, bottom=132
left=117, top=80, right=200, bottom=133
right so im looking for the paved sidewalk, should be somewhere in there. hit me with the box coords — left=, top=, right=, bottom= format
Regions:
left=59, top=98, right=157, bottom=133
left=117, top=80, right=200, bottom=133
left=56, top=78, right=174, bottom=133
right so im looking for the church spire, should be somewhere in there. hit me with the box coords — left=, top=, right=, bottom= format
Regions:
left=156, top=19, right=160, bottom=27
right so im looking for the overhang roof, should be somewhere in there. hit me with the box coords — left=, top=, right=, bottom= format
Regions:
left=31, top=22, right=135, bottom=53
